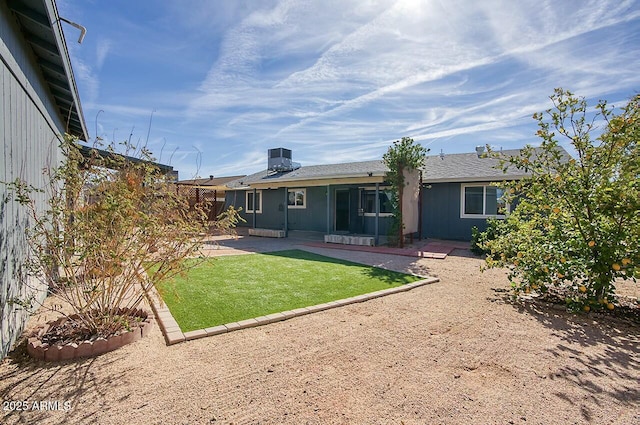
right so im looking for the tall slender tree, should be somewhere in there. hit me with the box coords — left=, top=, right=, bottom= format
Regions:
left=383, top=137, right=428, bottom=247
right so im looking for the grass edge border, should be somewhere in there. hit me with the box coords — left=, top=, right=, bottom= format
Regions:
left=149, top=276, right=440, bottom=346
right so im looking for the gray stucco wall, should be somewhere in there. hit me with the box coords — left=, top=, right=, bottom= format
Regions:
left=1, top=2, right=64, bottom=359
left=421, top=182, right=490, bottom=241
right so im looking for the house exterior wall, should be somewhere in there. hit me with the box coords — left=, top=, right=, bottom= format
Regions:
left=286, top=186, right=327, bottom=232
left=1, top=2, right=64, bottom=359
left=421, top=182, right=491, bottom=241
left=227, top=189, right=287, bottom=230
left=226, top=186, right=394, bottom=235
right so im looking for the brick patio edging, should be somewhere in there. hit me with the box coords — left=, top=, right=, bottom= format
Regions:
left=26, top=308, right=154, bottom=361
left=149, top=277, right=440, bottom=346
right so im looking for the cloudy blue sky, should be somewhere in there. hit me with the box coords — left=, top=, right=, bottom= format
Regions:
left=57, top=0, right=640, bottom=179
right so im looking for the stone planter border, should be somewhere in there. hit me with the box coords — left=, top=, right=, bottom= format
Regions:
left=27, top=308, right=153, bottom=362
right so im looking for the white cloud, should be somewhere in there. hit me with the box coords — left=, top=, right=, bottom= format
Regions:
left=62, top=0, right=640, bottom=176
left=95, top=38, right=112, bottom=69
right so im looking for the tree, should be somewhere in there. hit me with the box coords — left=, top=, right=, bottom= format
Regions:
left=383, top=137, right=428, bottom=247
left=7, top=134, right=240, bottom=342
left=483, top=89, right=639, bottom=311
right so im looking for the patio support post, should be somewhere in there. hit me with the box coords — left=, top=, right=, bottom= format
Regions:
left=284, top=187, right=288, bottom=237
left=252, top=188, right=257, bottom=229
left=418, top=170, right=423, bottom=240
left=326, top=185, right=331, bottom=235
left=375, top=183, right=380, bottom=246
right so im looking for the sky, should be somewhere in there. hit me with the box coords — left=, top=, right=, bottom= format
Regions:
left=57, top=0, right=640, bottom=180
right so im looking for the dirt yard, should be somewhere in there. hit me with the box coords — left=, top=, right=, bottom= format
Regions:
left=1, top=243, right=638, bottom=425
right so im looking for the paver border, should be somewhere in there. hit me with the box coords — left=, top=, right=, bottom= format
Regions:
left=149, top=276, right=440, bottom=345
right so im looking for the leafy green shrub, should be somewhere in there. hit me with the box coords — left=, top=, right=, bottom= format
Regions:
left=483, top=89, right=639, bottom=312
left=6, top=135, right=222, bottom=338
left=470, top=218, right=508, bottom=255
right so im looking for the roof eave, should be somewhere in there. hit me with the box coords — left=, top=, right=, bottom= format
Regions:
left=9, top=0, right=89, bottom=140
left=423, top=175, right=527, bottom=184
left=46, top=0, right=88, bottom=140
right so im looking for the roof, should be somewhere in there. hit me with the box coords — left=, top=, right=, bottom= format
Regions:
left=225, top=146, right=573, bottom=189
left=422, top=149, right=524, bottom=183
left=78, top=145, right=178, bottom=179
left=422, top=147, right=572, bottom=183
left=226, top=160, right=388, bottom=189
left=8, top=0, right=88, bottom=140
left=177, top=175, right=245, bottom=188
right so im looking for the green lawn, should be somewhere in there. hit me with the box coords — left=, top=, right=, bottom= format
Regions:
left=157, top=249, right=421, bottom=332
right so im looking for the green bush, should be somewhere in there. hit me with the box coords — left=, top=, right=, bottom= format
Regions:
left=483, top=89, right=639, bottom=312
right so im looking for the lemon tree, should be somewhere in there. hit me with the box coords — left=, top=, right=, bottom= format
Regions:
left=483, top=89, right=639, bottom=311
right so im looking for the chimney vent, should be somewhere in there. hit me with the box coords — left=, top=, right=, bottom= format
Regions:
left=475, top=145, right=485, bottom=157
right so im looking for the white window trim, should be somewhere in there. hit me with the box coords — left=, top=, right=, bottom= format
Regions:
left=246, top=190, right=262, bottom=214
left=287, top=188, right=306, bottom=209
left=460, top=183, right=508, bottom=219
left=361, top=188, right=394, bottom=216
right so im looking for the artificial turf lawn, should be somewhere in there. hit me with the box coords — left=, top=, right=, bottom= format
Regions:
left=157, top=249, right=421, bottom=332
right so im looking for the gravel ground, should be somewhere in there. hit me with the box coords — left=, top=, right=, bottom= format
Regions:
left=1, top=239, right=638, bottom=425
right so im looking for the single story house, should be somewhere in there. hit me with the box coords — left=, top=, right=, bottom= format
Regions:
left=1, top=0, right=87, bottom=359
left=225, top=146, right=565, bottom=243
left=225, top=149, right=394, bottom=243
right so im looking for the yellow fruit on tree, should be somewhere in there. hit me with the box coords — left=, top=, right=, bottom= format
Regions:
left=606, top=303, right=615, bottom=310
left=583, top=305, right=590, bottom=312
left=578, top=286, right=587, bottom=293
left=622, top=258, right=631, bottom=266
left=588, top=240, right=595, bottom=247
left=612, top=263, right=621, bottom=271
left=552, top=207, right=561, bottom=214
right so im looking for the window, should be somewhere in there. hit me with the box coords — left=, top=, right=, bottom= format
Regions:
left=287, top=188, right=306, bottom=208
left=361, top=189, right=394, bottom=216
left=246, top=190, right=262, bottom=213
left=461, top=184, right=508, bottom=218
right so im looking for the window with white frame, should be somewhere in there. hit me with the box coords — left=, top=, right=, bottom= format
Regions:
left=287, top=188, right=306, bottom=208
left=460, top=184, right=508, bottom=218
left=246, top=190, right=262, bottom=213
left=361, top=189, right=394, bottom=216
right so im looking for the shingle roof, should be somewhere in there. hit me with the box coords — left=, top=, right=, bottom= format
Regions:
left=225, top=147, right=572, bottom=188
left=178, top=175, right=245, bottom=187
left=422, top=149, right=522, bottom=182
left=225, top=160, right=388, bottom=188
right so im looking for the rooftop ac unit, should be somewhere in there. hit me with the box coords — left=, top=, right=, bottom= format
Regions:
left=268, top=148, right=300, bottom=172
